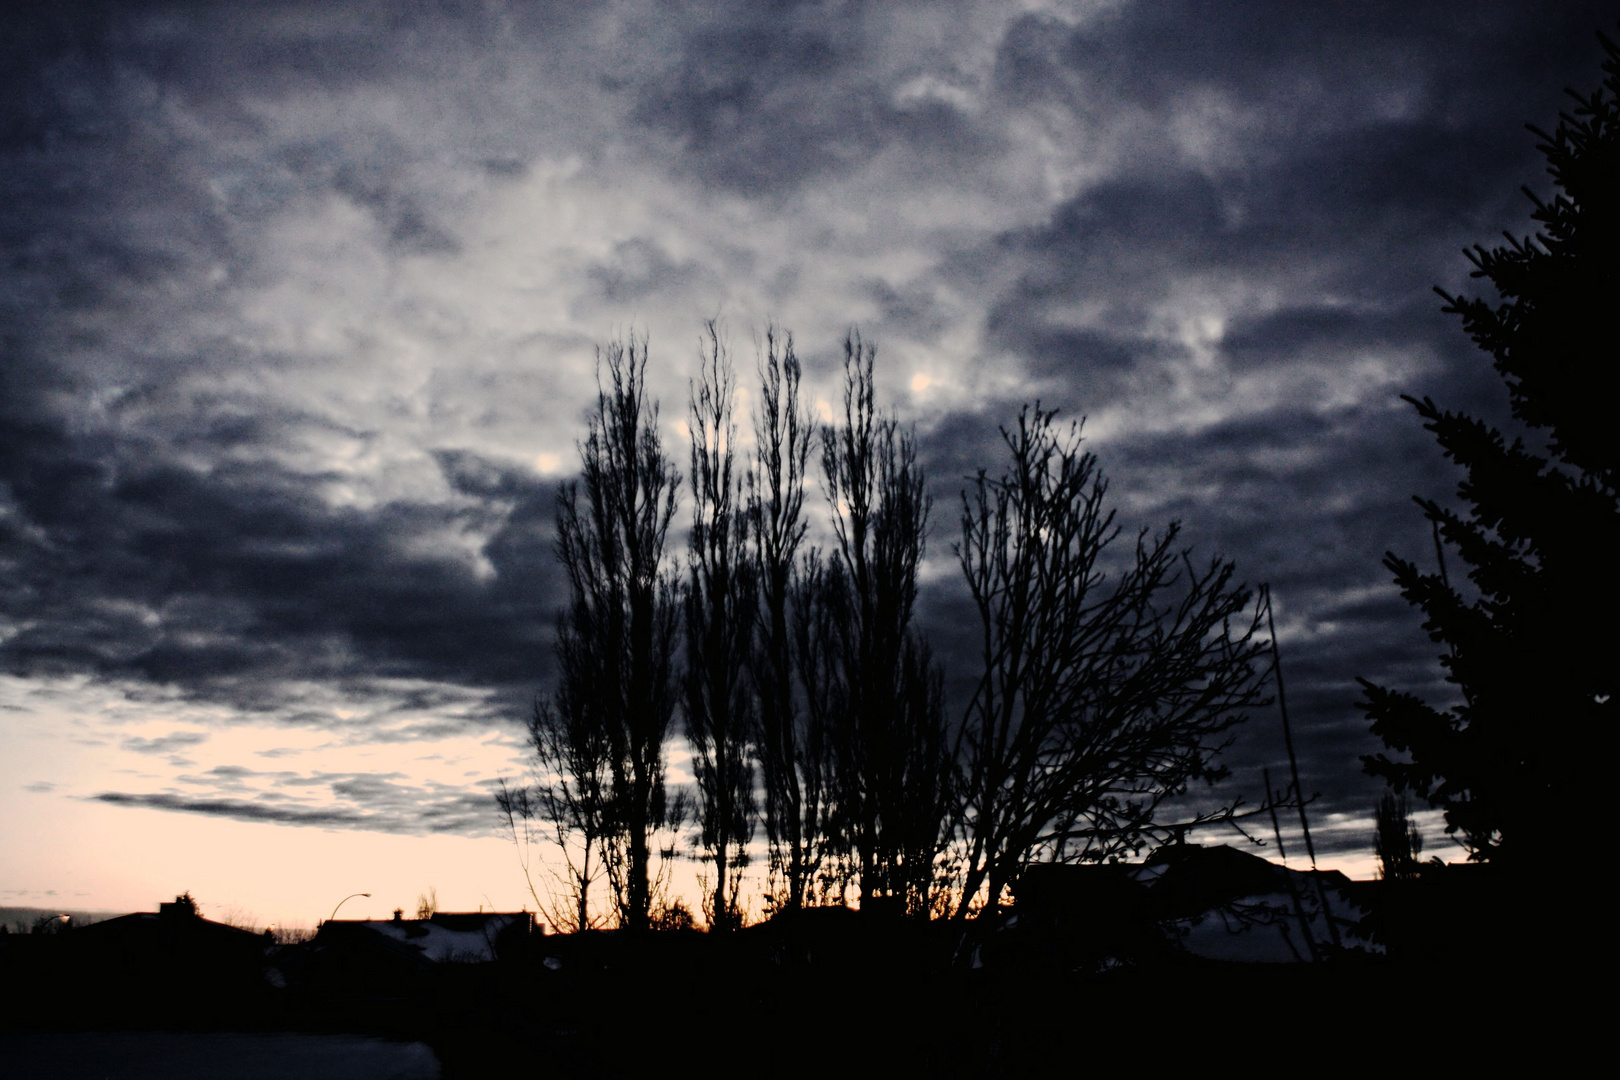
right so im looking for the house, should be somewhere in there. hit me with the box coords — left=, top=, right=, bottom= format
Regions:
left=314, top=910, right=537, bottom=965
left=1142, top=843, right=1367, bottom=962
left=294, top=911, right=537, bottom=1011
left=1007, top=844, right=1372, bottom=967
left=32, top=894, right=275, bottom=1021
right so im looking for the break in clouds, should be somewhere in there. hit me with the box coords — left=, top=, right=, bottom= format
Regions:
left=2, top=1, right=1612, bottom=852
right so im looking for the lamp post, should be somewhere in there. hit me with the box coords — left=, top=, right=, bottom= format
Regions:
left=326, top=892, right=371, bottom=925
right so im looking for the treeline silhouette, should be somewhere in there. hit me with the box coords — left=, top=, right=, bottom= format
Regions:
left=499, top=321, right=1271, bottom=934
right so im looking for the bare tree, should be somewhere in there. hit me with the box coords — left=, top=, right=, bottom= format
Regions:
left=683, top=323, right=757, bottom=931
left=553, top=335, right=683, bottom=933
left=782, top=548, right=846, bottom=906
left=747, top=327, right=828, bottom=913
left=952, top=406, right=1268, bottom=919
left=819, top=333, right=951, bottom=915
left=496, top=685, right=611, bottom=932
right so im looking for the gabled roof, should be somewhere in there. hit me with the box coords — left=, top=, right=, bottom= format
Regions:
left=73, top=907, right=266, bottom=948
left=316, top=912, right=533, bottom=964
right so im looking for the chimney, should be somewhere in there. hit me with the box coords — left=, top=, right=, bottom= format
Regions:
left=159, top=893, right=198, bottom=921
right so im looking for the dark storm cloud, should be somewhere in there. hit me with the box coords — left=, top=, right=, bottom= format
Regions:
left=979, top=148, right=1507, bottom=394
left=0, top=1, right=589, bottom=741
left=631, top=0, right=994, bottom=194
left=631, top=14, right=875, bottom=194
left=994, top=1, right=1615, bottom=133
left=904, top=3, right=1618, bottom=852
left=975, top=1, right=1619, bottom=376
left=910, top=394, right=1440, bottom=857
left=4, top=436, right=544, bottom=726
left=0, top=396, right=564, bottom=709
left=2, top=0, right=1611, bottom=857
left=919, top=390, right=1483, bottom=856
left=1100, top=404, right=1461, bottom=780
left=1218, top=303, right=1439, bottom=374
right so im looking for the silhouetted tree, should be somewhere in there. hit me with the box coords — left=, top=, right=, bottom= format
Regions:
left=497, top=700, right=608, bottom=932
left=546, top=336, right=683, bottom=933
left=1374, top=793, right=1424, bottom=881
left=683, top=323, right=757, bottom=931
left=819, top=334, right=951, bottom=915
left=747, top=327, right=828, bottom=912
left=787, top=550, right=841, bottom=905
left=952, top=406, right=1268, bottom=919
left=1359, top=34, right=1618, bottom=870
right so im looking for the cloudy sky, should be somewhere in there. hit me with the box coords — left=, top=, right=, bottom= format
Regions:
left=2, top=1, right=1609, bottom=926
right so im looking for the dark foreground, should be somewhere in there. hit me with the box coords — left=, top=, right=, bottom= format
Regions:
left=0, top=877, right=1593, bottom=1077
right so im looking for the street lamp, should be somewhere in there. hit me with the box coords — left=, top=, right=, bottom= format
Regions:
left=326, top=892, right=371, bottom=925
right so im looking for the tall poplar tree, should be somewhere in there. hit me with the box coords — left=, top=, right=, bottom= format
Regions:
left=683, top=324, right=756, bottom=930
left=554, top=336, right=682, bottom=932
left=747, top=328, right=827, bottom=913
left=819, top=334, right=950, bottom=915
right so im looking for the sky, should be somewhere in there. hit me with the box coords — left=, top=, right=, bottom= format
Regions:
left=2, top=0, right=1611, bottom=929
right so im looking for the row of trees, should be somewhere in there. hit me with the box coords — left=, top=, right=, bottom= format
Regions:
left=502, top=324, right=1270, bottom=931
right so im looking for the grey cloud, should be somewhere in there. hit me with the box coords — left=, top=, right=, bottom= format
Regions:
left=586, top=238, right=707, bottom=306
left=120, top=732, right=210, bottom=755
left=863, top=277, right=954, bottom=341
left=284, top=132, right=461, bottom=255
left=327, top=773, right=409, bottom=801
left=93, top=792, right=379, bottom=830
left=92, top=768, right=499, bottom=835
left=90, top=751, right=507, bottom=836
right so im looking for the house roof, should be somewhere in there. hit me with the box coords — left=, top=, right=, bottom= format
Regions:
left=73, top=906, right=266, bottom=948
left=316, top=912, right=533, bottom=964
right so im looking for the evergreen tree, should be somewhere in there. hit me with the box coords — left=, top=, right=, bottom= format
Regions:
left=1359, top=34, right=1619, bottom=870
